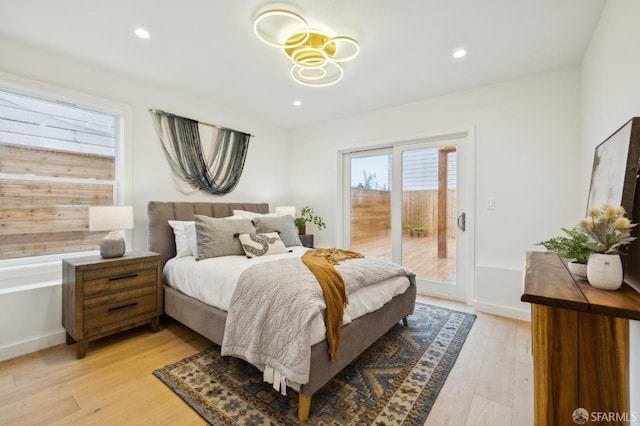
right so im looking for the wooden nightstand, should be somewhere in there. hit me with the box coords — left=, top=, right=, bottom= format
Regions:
left=62, top=251, right=163, bottom=359
left=299, top=234, right=314, bottom=248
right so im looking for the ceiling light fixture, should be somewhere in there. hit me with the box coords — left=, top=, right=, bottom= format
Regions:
left=253, top=9, right=359, bottom=87
left=292, top=100, right=302, bottom=106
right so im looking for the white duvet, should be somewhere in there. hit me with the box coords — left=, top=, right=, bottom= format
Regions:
left=163, top=246, right=410, bottom=345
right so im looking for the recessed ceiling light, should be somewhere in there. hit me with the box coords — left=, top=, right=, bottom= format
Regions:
left=293, top=100, right=302, bottom=107
left=452, top=49, right=467, bottom=59
left=134, top=28, right=151, bottom=39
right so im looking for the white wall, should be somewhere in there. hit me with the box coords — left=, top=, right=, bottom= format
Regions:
left=581, top=0, right=640, bottom=421
left=0, top=34, right=590, bottom=362
left=0, top=37, right=293, bottom=361
left=290, top=67, right=583, bottom=318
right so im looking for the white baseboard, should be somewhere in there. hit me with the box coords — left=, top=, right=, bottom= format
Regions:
left=474, top=301, right=531, bottom=321
left=416, top=285, right=467, bottom=303
left=0, top=329, right=66, bottom=362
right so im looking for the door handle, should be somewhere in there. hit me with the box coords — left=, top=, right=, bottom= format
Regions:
left=457, top=212, right=466, bottom=232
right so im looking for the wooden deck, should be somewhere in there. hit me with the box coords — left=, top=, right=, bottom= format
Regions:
left=351, top=231, right=456, bottom=282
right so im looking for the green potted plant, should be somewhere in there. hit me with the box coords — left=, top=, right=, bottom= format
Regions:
left=294, top=205, right=326, bottom=235
left=536, top=227, right=592, bottom=279
left=411, top=226, right=426, bottom=237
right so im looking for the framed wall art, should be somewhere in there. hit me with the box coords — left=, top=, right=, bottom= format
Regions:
left=586, top=117, right=640, bottom=291
left=587, top=117, right=640, bottom=216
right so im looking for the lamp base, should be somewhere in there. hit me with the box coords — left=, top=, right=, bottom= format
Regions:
left=100, top=231, right=126, bottom=258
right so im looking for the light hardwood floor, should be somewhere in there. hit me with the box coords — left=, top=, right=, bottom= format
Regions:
left=0, top=295, right=533, bottom=425
left=421, top=296, right=533, bottom=426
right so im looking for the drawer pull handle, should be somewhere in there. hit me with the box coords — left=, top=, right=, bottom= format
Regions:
left=108, top=273, right=138, bottom=281
left=109, top=302, right=138, bottom=312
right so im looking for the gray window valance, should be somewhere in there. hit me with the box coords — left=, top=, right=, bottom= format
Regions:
left=150, top=109, right=252, bottom=195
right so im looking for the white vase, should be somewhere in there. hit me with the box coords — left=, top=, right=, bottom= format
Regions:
left=587, top=253, right=623, bottom=290
left=567, top=261, right=588, bottom=280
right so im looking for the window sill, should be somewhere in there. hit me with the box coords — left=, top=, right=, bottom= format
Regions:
left=0, top=251, right=99, bottom=294
left=0, top=280, right=61, bottom=295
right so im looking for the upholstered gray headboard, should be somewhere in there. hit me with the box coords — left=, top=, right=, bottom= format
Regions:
left=147, top=201, right=270, bottom=268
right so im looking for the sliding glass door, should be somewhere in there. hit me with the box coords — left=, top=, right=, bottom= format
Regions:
left=343, top=137, right=468, bottom=300
left=348, top=149, right=392, bottom=260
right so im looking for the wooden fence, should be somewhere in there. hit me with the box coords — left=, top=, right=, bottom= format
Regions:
left=0, top=143, right=114, bottom=259
left=350, top=187, right=456, bottom=243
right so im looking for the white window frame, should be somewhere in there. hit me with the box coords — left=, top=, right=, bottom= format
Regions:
left=0, top=72, right=133, bottom=294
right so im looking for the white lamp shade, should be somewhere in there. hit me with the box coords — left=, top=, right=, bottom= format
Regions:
left=275, top=206, right=296, bottom=217
left=89, top=206, right=134, bottom=231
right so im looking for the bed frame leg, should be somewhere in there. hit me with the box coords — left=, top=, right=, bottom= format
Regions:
left=402, top=316, right=408, bottom=327
left=298, top=393, right=312, bottom=421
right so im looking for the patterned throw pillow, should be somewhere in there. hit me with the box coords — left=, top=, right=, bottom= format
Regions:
left=238, top=232, right=290, bottom=258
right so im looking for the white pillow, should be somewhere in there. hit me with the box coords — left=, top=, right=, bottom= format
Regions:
left=238, top=232, right=289, bottom=258
left=168, top=220, right=197, bottom=257
left=233, top=209, right=278, bottom=220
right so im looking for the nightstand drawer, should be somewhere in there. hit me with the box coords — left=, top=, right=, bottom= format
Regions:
left=84, top=285, right=157, bottom=331
left=84, top=265, right=158, bottom=297
left=83, top=260, right=157, bottom=280
left=62, top=251, right=162, bottom=358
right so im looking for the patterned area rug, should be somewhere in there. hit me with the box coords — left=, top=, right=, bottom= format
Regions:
left=153, top=303, right=475, bottom=425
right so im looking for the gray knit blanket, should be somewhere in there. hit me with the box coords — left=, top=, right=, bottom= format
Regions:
left=220, top=256, right=413, bottom=387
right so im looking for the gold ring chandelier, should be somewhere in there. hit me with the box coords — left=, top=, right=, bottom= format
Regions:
left=253, top=9, right=360, bottom=87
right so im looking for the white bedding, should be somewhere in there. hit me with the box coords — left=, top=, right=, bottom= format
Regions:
left=163, top=246, right=410, bottom=345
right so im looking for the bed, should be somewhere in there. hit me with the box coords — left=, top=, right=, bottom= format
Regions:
left=147, top=201, right=417, bottom=421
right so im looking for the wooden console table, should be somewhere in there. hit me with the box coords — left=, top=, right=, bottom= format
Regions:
left=522, top=251, right=640, bottom=426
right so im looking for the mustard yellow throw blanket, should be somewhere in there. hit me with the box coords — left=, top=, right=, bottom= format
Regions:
left=301, top=248, right=364, bottom=361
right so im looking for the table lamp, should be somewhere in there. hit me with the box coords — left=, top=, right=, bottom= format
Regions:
left=275, top=206, right=296, bottom=217
left=89, top=206, right=134, bottom=258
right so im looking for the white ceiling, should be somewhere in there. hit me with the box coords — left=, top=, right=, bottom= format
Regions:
left=0, top=0, right=607, bottom=129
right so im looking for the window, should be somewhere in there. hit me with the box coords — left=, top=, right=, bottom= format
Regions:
left=0, top=88, right=117, bottom=260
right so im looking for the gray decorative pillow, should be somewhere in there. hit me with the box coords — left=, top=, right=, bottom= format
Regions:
left=194, top=215, right=256, bottom=259
left=238, top=232, right=289, bottom=258
left=252, top=215, right=302, bottom=247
